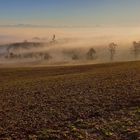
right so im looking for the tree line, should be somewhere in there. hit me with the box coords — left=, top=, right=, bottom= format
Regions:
left=1, top=41, right=140, bottom=61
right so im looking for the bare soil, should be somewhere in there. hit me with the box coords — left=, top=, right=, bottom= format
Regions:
left=0, top=61, right=140, bottom=140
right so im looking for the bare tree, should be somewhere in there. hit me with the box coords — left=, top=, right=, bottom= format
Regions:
left=52, top=34, right=56, bottom=42
left=109, top=42, right=117, bottom=61
left=43, top=52, right=52, bottom=60
left=133, top=41, right=140, bottom=59
left=72, top=54, right=79, bottom=60
left=86, top=48, right=96, bottom=60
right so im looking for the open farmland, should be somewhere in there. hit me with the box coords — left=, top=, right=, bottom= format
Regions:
left=0, top=61, right=140, bottom=140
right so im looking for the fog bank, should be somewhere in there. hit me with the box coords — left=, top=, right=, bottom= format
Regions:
left=0, top=27, right=140, bottom=66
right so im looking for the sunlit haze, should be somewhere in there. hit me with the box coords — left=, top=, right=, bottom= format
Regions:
left=0, top=0, right=140, bottom=65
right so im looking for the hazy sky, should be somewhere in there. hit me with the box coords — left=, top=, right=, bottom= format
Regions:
left=0, top=0, right=140, bottom=27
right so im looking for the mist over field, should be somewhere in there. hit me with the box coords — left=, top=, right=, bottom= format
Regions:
left=0, top=27, right=140, bottom=66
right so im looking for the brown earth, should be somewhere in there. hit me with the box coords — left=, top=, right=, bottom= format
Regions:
left=0, top=61, right=140, bottom=140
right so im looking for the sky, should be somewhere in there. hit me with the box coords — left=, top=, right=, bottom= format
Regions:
left=0, top=0, right=140, bottom=27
